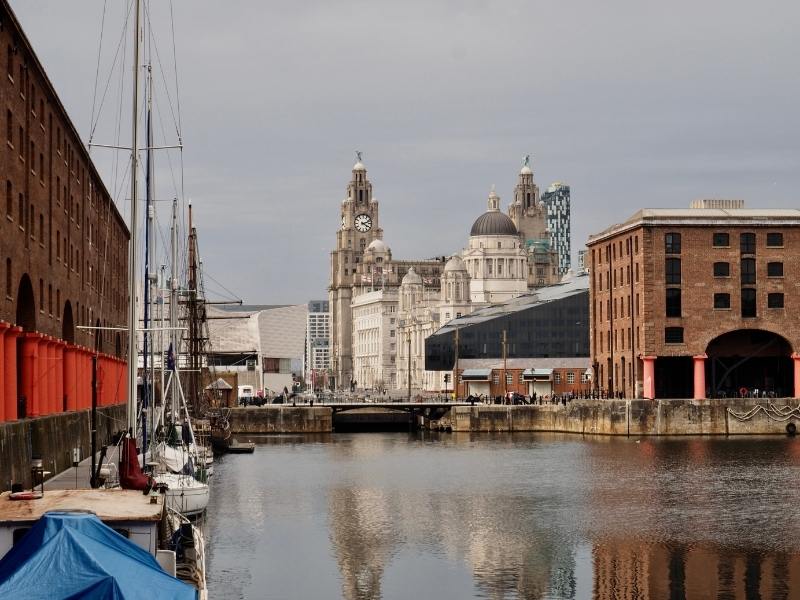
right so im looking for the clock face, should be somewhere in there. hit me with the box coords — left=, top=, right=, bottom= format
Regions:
left=354, top=214, right=372, bottom=232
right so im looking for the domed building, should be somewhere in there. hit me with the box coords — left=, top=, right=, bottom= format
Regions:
left=462, top=187, right=529, bottom=303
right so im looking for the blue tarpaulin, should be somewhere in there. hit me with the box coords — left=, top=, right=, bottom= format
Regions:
left=0, top=511, right=196, bottom=599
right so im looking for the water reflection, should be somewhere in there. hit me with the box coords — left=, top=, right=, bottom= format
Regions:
left=206, top=433, right=800, bottom=599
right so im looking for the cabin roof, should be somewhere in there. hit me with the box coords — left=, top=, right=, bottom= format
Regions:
left=0, top=489, right=164, bottom=524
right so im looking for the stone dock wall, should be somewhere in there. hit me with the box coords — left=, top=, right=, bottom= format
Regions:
left=227, top=407, right=332, bottom=434
left=0, top=405, right=127, bottom=491
left=449, top=399, right=799, bottom=435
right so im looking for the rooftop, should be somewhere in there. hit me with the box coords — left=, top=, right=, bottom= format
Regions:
left=434, top=272, right=589, bottom=335
left=589, top=207, right=800, bottom=243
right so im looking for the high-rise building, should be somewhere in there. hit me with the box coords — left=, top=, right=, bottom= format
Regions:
left=541, top=182, right=571, bottom=275
left=305, top=300, right=330, bottom=389
left=577, top=249, right=588, bottom=273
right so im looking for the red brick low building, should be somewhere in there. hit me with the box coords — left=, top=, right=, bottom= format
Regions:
left=0, top=1, right=129, bottom=422
left=587, top=203, right=800, bottom=399
left=454, top=358, right=591, bottom=399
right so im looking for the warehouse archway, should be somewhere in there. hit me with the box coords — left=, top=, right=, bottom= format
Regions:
left=62, top=301, right=75, bottom=344
left=15, top=274, right=36, bottom=332
left=706, top=329, right=792, bottom=398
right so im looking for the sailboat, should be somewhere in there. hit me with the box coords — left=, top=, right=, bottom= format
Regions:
left=0, top=0, right=208, bottom=596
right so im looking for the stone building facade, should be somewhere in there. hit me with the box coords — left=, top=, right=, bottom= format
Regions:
left=587, top=204, right=800, bottom=399
left=351, top=288, right=398, bottom=390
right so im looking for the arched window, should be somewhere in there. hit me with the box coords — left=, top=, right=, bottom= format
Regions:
left=5, top=258, right=10, bottom=297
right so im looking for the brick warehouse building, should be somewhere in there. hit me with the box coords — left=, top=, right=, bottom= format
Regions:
left=587, top=202, right=800, bottom=400
left=0, top=1, right=128, bottom=422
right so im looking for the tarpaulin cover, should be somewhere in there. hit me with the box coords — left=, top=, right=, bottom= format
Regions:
left=0, top=512, right=196, bottom=599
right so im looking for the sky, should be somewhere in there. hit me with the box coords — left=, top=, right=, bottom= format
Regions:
left=10, top=0, right=800, bottom=304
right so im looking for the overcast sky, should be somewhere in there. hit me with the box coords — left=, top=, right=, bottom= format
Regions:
left=11, top=0, right=800, bottom=304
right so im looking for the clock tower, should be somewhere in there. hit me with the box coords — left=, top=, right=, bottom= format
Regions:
left=329, top=156, right=383, bottom=388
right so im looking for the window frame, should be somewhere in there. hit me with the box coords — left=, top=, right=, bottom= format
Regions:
left=741, top=288, right=757, bottom=318
left=713, top=262, right=730, bottom=278
left=665, top=288, right=681, bottom=318
left=740, top=258, right=756, bottom=285
left=766, top=232, right=784, bottom=248
left=768, top=293, right=784, bottom=309
left=713, top=293, right=731, bottom=310
left=712, top=232, right=730, bottom=247
left=767, top=262, right=783, bottom=277
left=665, top=327, right=684, bottom=344
left=665, top=232, right=681, bottom=254
left=740, top=232, right=756, bottom=254
left=665, top=257, right=681, bottom=284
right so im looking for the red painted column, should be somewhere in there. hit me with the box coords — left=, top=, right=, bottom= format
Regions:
left=0, top=323, right=7, bottom=422
left=793, top=353, right=800, bottom=399
left=79, top=348, right=90, bottom=410
left=55, top=341, right=65, bottom=413
left=97, top=355, right=106, bottom=407
left=4, top=326, right=22, bottom=420
left=64, top=345, right=77, bottom=411
left=22, top=333, right=41, bottom=417
left=693, top=354, right=707, bottom=400
left=38, top=336, right=51, bottom=416
left=46, top=339, right=57, bottom=414
left=642, top=356, right=656, bottom=400
left=119, top=359, right=127, bottom=407
left=75, top=347, right=85, bottom=410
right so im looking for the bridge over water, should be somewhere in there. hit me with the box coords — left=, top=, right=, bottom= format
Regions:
left=313, top=401, right=472, bottom=430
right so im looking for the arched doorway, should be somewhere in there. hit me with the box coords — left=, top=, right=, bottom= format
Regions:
left=15, top=274, right=35, bottom=332
left=706, top=330, right=792, bottom=398
left=62, top=301, right=75, bottom=344
left=94, top=318, right=102, bottom=352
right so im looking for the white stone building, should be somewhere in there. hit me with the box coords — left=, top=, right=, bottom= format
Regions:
left=463, top=188, right=529, bottom=303
left=351, top=288, right=398, bottom=390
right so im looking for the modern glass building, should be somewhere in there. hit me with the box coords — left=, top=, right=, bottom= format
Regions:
left=542, top=182, right=572, bottom=275
left=425, top=273, right=589, bottom=371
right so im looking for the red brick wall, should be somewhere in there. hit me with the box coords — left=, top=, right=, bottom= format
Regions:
left=0, top=3, right=128, bottom=354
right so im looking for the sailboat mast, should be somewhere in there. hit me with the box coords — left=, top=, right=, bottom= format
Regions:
left=143, top=62, right=155, bottom=451
left=127, top=0, right=142, bottom=434
left=170, top=198, right=179, bottom=421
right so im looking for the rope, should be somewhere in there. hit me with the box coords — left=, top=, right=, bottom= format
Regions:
left=727, top=402, right=800, bottom=422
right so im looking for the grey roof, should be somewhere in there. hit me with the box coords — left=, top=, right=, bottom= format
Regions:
left=590, top=208, right=800, bottom=243
left=434, top=272, right=590, bottom=336
left=470, top=211, right=518, bottom=236
left=205, top=377, right=233, bottom=391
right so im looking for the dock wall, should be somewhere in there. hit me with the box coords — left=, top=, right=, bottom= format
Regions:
left=449, top=399, right=800, bottom=435
left=0, top=405, right=126, bottom=491
left=227, top=407, right=332, bottom=433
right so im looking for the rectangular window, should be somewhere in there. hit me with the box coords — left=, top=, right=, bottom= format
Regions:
left=741, top=288, right=756, bottom=318
left=567, top=372, right=575, bottom=384
left=666, top=288, right=681, bottom=317
left=554, top=372, right=561, bottom=384
left=714, top=293, right=731, bottom=309
left=665, top=258, right=681, bottom=284
left=767, top=262, right=783, bottom=277
left=5, top=180, right=11, bottom=217
left=768, top=293, right=784, bottom=309
left=766, top=232, right=783, bottom=247
left=713, top=232, right=729, bottom=247
left=505, top=373, right=512, bottom=385
left=741, top=258, right=756, bottom=284
left=665, top=232, right=681, bottom=254
left=492, top=374, right=499, bottom=385
left=665, top=327, right=684, bottom=344
left=713, top=262, right=730, bottom=277
left=6, top=109, right=11, bottom=143
left=740, top=232, right=756, bottom=254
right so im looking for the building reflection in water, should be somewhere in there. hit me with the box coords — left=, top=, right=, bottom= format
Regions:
left=593, top=541, right=796, bottom=599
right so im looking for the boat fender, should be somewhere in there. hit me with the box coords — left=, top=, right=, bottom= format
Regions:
left=787, top=422, right=797, bottom=436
